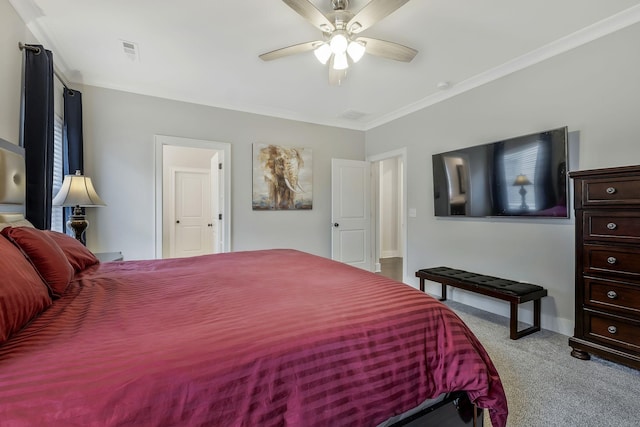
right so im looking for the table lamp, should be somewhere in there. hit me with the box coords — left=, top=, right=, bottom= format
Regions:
left=513, top=174, right=532, bottom=210
left=52, top=170, right=106, bottom=245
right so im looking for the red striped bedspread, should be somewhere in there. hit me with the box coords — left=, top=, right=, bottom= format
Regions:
left=0, top=249, right=507, bottom=426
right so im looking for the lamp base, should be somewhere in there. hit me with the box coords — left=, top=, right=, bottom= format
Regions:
left=67, top=214, right=88, bottom=246
left=519, top=185, right=529, bottom=210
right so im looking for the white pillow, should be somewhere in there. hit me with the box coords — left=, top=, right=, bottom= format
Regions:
left=0, top=214, right=34, bottom=231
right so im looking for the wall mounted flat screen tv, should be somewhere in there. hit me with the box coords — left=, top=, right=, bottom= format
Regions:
left=432, top=127, right=569, bottom=218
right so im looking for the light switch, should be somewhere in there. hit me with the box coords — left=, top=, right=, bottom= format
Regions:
left=409, top=208, right=417, bottom=217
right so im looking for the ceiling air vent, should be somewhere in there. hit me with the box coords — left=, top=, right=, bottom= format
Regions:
left=339, top=110, right=368, bottom=121
left=120, top=40, right=139, bottom=61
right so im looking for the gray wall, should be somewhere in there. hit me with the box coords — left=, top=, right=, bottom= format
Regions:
left=365, top=22, right=640, bottom=335
left=80, top=86, right=365, bottom=260
left=0, top=0, right=36, bottom=145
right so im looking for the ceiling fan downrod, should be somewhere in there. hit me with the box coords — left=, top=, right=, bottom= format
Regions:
left=331, top=0, right=348, bottom=11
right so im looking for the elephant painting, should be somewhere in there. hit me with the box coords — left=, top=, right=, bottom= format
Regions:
left=252, top=144, right=312, bottom=210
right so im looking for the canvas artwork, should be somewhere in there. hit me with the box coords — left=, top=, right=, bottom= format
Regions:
left=252, top=143, right=312, bottom=210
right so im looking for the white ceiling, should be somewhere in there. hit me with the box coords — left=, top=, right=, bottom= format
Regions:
left=10, top=0, right=640, bottom=130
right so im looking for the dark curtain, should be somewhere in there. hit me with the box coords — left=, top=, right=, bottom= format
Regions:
left=22, top=45, right=54, bottom=230
left=490, top=142, right=507, bottom=215
left=63, top=89, right=85, bottom=232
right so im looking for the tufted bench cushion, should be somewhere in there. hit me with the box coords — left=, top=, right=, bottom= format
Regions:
left=421, top=267, right=545, bottom=296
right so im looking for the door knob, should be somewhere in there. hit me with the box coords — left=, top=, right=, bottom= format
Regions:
left=333, top=223, right=339, bottom=227
left=176, top=220, right=180, bottom=224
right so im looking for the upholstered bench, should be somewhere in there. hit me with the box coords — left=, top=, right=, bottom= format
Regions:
left=415, top=267, right=548, bottom=340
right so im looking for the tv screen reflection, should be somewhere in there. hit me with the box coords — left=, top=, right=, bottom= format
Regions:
left=432, top=127, right=568, bottom=218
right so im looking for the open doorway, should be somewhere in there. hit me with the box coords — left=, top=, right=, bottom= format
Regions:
left=164, top=145, right=217, bottom=258
left=369, top=148, right=407, bottom=283
left=154, top=135, right=231, bottom=259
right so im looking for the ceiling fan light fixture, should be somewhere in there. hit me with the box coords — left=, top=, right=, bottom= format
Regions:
left=329, top=32, right=348, bottom=54
left=347, top=41, right=366, bottom=63
left=314, top=43, right=332, bottom=64
left=333, top=52, right=349, bottom=70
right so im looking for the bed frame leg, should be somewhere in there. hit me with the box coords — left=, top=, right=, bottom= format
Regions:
left=473, top=404, right=477, bottom=427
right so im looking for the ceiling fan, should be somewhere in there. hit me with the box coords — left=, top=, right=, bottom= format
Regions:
left=259, top=0, right=418, bottom=85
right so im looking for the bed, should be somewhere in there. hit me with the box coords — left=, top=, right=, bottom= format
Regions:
left=0, top=139, right=507, bottom=426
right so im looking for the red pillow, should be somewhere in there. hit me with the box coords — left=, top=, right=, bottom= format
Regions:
left=1, top=227, right=75, bottom=298
left=44, top=231, right=100, bottom=273
left=0, top=235, right=52, bottom=344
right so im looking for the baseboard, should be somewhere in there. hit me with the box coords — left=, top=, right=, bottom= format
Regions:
left=381, top=250, right=401, bottom=258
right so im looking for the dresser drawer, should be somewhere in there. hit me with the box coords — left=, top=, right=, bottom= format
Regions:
left=578, top=176, right=640, bottom=207
left=584, top=276, right=640, bottom=316
left=585, top=311, right=640, bottom=352
left=584, top=244, right=640, bottom=278
left=583, top=212, right=640, bottom=244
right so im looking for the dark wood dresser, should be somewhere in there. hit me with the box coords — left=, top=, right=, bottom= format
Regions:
left=569, top=165, right=640, bottom=369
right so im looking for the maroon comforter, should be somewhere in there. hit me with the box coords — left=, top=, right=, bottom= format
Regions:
left=0, top=249, right=507, bottom=426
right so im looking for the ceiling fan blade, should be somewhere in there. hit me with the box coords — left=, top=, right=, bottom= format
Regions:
left=357, top=37, right=417, bottom=62
left=328, top=58, right=347, bottom=86
left=347, top=0, right=410, bottom=33
left=282, top=0, right=335, bottom=33
left=259, top=41, right=322, bottom=61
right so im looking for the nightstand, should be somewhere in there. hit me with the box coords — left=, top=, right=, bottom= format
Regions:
left=94, top=251, right=123, bottom=262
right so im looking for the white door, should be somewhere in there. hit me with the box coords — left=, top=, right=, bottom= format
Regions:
left=331, top=159, right=371, bottom=271
left=171, top=168, right=213, bottom=258
left=210, top=152, right=222, bottom=253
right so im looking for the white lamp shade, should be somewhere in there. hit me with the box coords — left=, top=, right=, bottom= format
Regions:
left=52, top=171, right=106, bottom=207
left=347, top=41, right=366, bottom=63
left=314, top=43, right=332, bottom=65
left=329, top=33, right=348, bottom=54
left=513, top=174, right=532, bottom=186
left=332, top=52, right=349, bottom=70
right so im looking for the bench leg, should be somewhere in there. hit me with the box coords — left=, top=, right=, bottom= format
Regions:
left=439, top=283, right=447, bottom=301
left=510, top=299, right=542, bottom=340
left=419, top=279, right=448, bottom=301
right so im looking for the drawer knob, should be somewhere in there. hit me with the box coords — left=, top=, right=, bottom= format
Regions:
left=606, top=187, right=616, bottom=194
left=607, top=290, right=618, bottom=299
left=607, top=326, right=617, bottom=334
left=606, top=222, right=617, bottom=230
left=607, top=256, right=617, bottom=265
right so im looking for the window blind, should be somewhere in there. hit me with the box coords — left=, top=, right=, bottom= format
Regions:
left=51, top=114, right=64, bottom=232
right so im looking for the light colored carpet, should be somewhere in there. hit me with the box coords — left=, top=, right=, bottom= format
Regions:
left=444, top=301, right=640, bottom=427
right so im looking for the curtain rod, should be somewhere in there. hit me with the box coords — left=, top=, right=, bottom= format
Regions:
left=18, top=42, right=71, bottom=91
